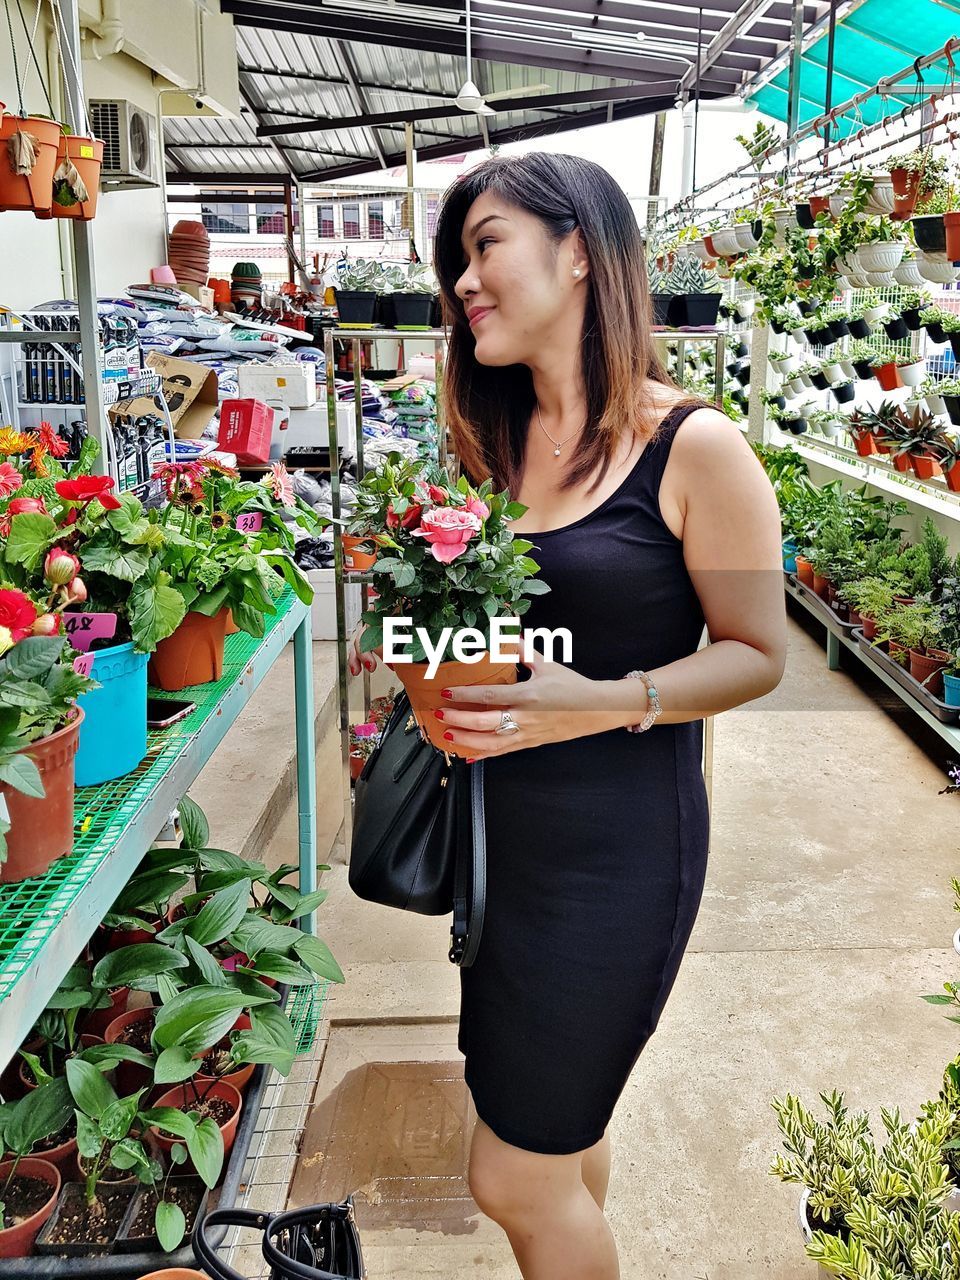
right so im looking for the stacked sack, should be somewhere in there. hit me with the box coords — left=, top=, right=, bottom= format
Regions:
left=168, top=220, right=210, bottom=287
left=386, top=380, right=439, bottom=462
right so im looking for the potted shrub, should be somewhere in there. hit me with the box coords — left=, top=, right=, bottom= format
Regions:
left=349, top=454, right=548, bottom=755
left=935, top=377, right=960, bottom=426
left=383, top=262, right=438, bottom=329
left=664, top=256, right=723, bottom=327
left=846, top=407, right=881, bottom=456
left=897, top=288, right=932, bottom=331
left=897, top=405, right=946, bottom=479
left=909, top=180, right=957, bottom=254
left=883, top=310, right=910, bottom=341
left=0, top=110, right=62, bottom=217
left=918, top=303, right=951, bottom=343
left=873, top=600, right=940, bottom=669
left=885, top=147, right=950, bottom=220
left=846, top=340, right=877, bottom=380
left=892, top=249, right=927, bottom=287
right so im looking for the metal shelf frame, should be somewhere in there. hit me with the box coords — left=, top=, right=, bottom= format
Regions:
left=0, top=591, right=317, bottom=1076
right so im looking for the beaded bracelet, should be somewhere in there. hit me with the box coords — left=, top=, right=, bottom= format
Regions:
left=622, top=669, right=662, bottom=733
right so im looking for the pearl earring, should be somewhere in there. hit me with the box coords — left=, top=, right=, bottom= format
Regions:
left=573, top=268, right=581, bottom=277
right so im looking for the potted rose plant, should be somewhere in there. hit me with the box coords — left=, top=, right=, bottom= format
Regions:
left=351, top=454, right=548, bottom=756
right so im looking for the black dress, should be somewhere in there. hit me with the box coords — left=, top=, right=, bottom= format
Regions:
left=458, top=402, right=711, bottom=1156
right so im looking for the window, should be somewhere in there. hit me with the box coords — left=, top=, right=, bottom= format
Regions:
left=201, top=202, right=250, bottom=234
left=343, top=202, right=361, bottom=239
left=256, top=202, right=286, bottom=234
left=367, top=200, right=384, bottom=239
left=426, top=196, right=439, bottom=239
left=317, top=203, right=335, bottom=238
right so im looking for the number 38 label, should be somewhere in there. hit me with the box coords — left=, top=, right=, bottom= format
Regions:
left=236, top=512, right=264, bottom=533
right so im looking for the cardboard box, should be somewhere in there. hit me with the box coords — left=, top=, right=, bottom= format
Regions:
left=238, top=363, right=317, bottom=408
left=218, top=398, right=275, bottom=464
left=307, top=568, right=362, bottom=641
left=140, top=352, right=219, bottom=440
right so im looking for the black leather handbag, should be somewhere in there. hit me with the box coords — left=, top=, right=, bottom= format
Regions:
left=195, top=1199, right=364, bottom=1280
left=348, top=690, right=486, bottom=967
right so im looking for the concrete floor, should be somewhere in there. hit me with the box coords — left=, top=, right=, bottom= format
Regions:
left=206, top=601, right=960, bottom=1279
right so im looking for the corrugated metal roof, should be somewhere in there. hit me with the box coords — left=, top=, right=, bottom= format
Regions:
left=165, top=2, right=810, bottom=183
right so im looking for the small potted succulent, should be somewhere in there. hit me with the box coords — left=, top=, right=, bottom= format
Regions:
left=334, top=257, right=386, bottom=325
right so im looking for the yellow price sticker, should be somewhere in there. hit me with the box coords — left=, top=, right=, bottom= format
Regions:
left=79, top=145, right=94, bottom=158
left=277, top=377, right=287, bottom=386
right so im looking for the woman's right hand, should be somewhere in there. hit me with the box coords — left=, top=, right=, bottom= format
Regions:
left=348, top=624, right=384, bottom=676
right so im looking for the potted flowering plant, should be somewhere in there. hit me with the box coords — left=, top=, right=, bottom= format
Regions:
left=349, top=721, right=380, bottom=781
left=0, top=633, right=94, bottom=882
left=885, top=147, right=950, bottom=219
left=352, top=454, right=549, bottom=755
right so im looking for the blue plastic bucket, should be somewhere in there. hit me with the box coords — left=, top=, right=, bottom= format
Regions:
left=944, top=672, right=960, bottom=708
left=782, top=539, right=798, bottom=573
left=75, top=641, right=148, bottom=787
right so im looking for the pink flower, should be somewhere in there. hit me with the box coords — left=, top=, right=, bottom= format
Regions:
left=353, top=722, right=380, bottom=738
left=0, top=589, right=37, bottom=641
left=427, top=484, right=449, bottom=505
left=268, top=461, right=296, bottom=509
left=64, top=577, right=87, bottom=604
left=44, top=546, right=81, bottom=586
left=7, top=496, right=46, bottom=516
left=152, top=460, right=208, bottom=500
left=31, top=613, right=60, bottom=636
left=465, top=495, right=490, bottom=520
left=386, top=501, right=423, bottom=530
left=0, top=462, right=23, bottom=498
left=411, top=505, right=481, bottom=564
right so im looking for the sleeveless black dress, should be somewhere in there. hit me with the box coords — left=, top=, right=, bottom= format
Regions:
left=458, top=403, right=711, bottom=1156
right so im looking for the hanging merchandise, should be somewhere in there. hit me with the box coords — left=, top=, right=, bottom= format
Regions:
left=0, top=0, right=61, bottom=216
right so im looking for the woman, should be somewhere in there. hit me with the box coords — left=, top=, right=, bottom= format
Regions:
left=349, top=152, right=786, bottom=1279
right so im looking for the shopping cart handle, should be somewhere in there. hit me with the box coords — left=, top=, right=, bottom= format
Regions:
left=194, top=1207, right=276, bottom=1280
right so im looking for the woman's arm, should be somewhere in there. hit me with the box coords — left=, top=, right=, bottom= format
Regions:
left=594, top=407, right=787, bottom=729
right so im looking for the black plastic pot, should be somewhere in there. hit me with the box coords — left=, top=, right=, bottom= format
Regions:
left=770, top=394, right=786, bottom=410
left=785, top=416, right=808, bottom=434
left=731, top=389, right=748, bottom=409
left=650, top=293, right=671, bottom=324
left=334, top=289, right=378, bottom=325
left=795, top=203, right=814, bottom=229
left=949, top=333, right=960, bottom=361
left=883, top=315, right=909, bottom=340
left=832, top=381, right=856, bottom=404
left=828, top=319, right=850, bottom=340
left=725, top=359, right=742, bottom=375
left=733, top=340, right=749, bottom=358
left=853, top=359, right=874, bottom=379
left=807, top=326, right=834, bottom=347
left=797, top=298, right=818, bottom=316
left=431, top=295, right=442, bottom=327
left=116, top=1177, right=210, bottom=1254
left=386, top=292, right=436, bottom=328
left=667, top=293, right=722, bottom=327
left=732, top=308, right=746, bottom=324
left=848, top=317, right=872, bottom=339
left=770, top=318, right=786, bottom=334
left=911, top=213, right=947, bottom=255
left=945, top=394, right=960, bottom=426
left=810, top=371, right=830, bottom=390
left=35, top=1183, right=137, bottom=1256
left=735, top=364, right=752, bottom=386
left=901, top=307, right=923, bottom=331
left=926, top=320, right=948, bottom=344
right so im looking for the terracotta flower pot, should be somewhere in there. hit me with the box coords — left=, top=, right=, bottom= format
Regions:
left=861, top=615, right=878, bottom=640
left=150, top=1080, right=242, bottom=1164
left=944, top=460, right=960, bottom=492
left=0, top=708, right=83, bottom=884
left=192, top=1017, right=254, bottom=1095
left=105, top=1008, right=155, bottom=1096
left=13, top=1135, right=79, bottom=1183
left=945, top=210, right=960, bottom=262
left=890, top=166, right=922, bottom=220
left=0, top=1158, right=61, bottom=1257
left=909, top=647, right=948, bottom=698
left=887, top=638, right=909, bottom=666
left=37, top=136, right=103, bottom=221
left=812, top=573, right=831, bottom=600
left=350, top=751, right=366, bottom=780
left=81, top=986, right=130, bottom=1039
left=148, top=609, right=229, bottom=691
left=892, top=452, right=913, bottom=473
left=910, top=454, right=942, bottom=480
left=394, top=651, right=519, bottom=759
left=851, top=430, right=879, bottom=457
left=224, top=610, right=240, bottom=636
left=808, top=195, right=831, bottom=219
left=873, top=361, right=903, bottom=391
left=0, top=116, right=62, bottom=215
left=795, top=555, right=815, bottom=587
left=19, top=1033, right=103, bottom=1094
left=343, top=534, right=377, bottom=572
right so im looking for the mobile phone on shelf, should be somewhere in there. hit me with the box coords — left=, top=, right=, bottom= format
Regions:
left=147, top=698, right=196, bottom=729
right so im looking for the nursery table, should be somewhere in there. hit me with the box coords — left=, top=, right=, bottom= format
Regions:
left=0, top=587, right=317, bottom=1076
left=784, top=573, right=960, bottom=754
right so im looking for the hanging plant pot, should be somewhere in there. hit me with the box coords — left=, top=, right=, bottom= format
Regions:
left=148, top=609, right=229, bottom=692
left=822, top=360, right=844, bottom=383
left=75, top=642, right=148, bottom=787
left=827, top=319, right=850, bottom=340
left=0, top=115, right=62, bottom=215
left=808, top=195, right=831, bottom=220
left=709, top=227, right=741, bottom=257
left=40, top=136, right=104, bottom=221
left=810, top=371, right=830, bottom=391
left=865, top=175, right=896, bottom=215
left=733, top=221, right=763, bottom=252
left=857, top=241, right=905, bottom=273
left=925, top=319, right=948, bottom=344
left=890, top=167, right=922, bottom=219
left=949, top=333, right=960, bottom=362
left=898, top=359, right=926, bottom=388
left=831, top=381, right=855, bottom=404
left=883, top=315, right=909, bottom=340
left=796, top=297, right=818, bottom=317
left=901, top=307, right=924, bottom=331
left=839, top=359, right=856, bottom=380
left=893, top=255, right=926, bottom=287
left=732, top=339, right=749, bottom=358
left=910, top=453, right=943, bottom=480
left=944, top=210, right=960, bottom=262
left=784, top=416, right=808, bottom=435
left=873, top=361, right=903, bottom=391
left=0, top=709, right=83, bottom=884
left=701, top=234, right=719, bottom=259
left=769, top=395, right=786, bottom=411
left=735, top=364, right=751, bottom=386
left=806, top=325, right=833, bottom=346
left=0, top=1159, right=61, bottom=1258
left=927, top=392, right=948, bottom=416
left=917, top=254, right=960, bottom=284
left=911, top=213, right=947, bottom=255
left=853, top=359, right=874, bottom=380
left=944, top=395, right=960, bottom=426
left=795, top=202, right=814, bottom=229
left=847, top=317, right=871, bottom=339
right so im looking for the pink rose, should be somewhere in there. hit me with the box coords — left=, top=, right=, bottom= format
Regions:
left=411, top=506, right=481, bottom=564
left=385, top=501, right=423, bottom=530
left=464, top=495, right=489, bottom=520
left=427, top=484, right=448, bottom=505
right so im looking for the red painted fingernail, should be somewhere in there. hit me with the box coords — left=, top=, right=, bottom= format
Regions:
left=443, top=731, right=454, bottom=741
left=467, top=757, right=476, bottom=764
left=433, top=709, right=444, bottom=720
left=441, top=689, right=453, bottom=699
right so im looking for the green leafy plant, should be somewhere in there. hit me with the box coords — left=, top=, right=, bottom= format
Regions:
left=0, top=1078, right=74, bottom=1222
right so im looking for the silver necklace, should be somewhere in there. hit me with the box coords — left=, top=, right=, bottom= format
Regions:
left=535, top=402, right=579, bottom=457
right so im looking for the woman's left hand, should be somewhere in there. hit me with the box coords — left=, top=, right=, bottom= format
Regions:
left=434, top=640, right=617, bottom=758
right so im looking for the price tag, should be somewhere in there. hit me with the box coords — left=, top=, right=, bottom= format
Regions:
left=73, top=653, right=94, bottom=678
left=79, top=144, right=95, bottom=159
left=236, top=512, right=264, bottom=534
left=64, top=612, right=117, bottom=652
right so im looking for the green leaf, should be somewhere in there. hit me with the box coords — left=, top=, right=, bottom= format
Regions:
left=0, top=753, right=44, bottom=799
left=92, top=943, right=190, bottom=990
left=239, top=952, right=315, bottom=986
left=141, top=1106, right=196, bottom=1141
left=5, top=512, right=57, bottom=570
left=155, top=1200, right=186, bottom=1252
left=3, top=1078, right=72, bottom=1155
left=922, top=994, right=956, bottom=1005
left=109, top=1137, right=146, bottom=1171
left=154, top=1047, right=201, bottom=1086
left=75, top=1110, right=102, bottom=1160
left=152, top=987, right=260, bottom=1054
left=187, top=1115, right=225, bottom=1189
left=184, top=935, right=227, bottom=987
left=178, top=796, right=209, bottom=851
left=231, top=1003, right=297, bottom=1076
left=79, top=1043, right=155, bottom=1071
left=66, top=1057, right=118, bottom=1119
left=128, top=574, right=188, bottom=653
left=99, top=1094, right=140, bottom=1142
left=0, top=677, right=52, bottom=710
left=3, top=636, right=64, bottom=680
left=293, top=934, right=345, bottom=984
left=186, top=879, right=251, bottom=947
left=81, top=538, right=151, bottom=583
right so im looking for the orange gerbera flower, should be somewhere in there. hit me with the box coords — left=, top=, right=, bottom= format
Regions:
left=0, top=427, right=31, bottom=456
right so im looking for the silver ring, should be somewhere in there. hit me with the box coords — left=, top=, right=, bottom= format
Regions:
left=495, top=711, right=520, bottom=735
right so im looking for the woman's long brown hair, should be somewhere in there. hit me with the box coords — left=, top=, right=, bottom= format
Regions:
left=433, top=152, right=678, bottom=496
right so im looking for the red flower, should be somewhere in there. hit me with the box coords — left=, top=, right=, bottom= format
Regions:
left=427, top=484, right=449, bottom=505
left=54, top=475, right=122, bottom=511
left=37, top=422, right=70, bottom=459
left=0, top=589, right=37, bottom=642
left=7, top=496, right=46, bottom=516
left=44, top=546, right=81, bottom=586
left=385, top=501, right=423, bottom=530
left=0, top=462, right=23, bottom=499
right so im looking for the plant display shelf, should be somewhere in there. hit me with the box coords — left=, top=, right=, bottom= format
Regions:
left=0, top=587, right=317, bottom=1077
left=784, top=573, right=960, bottom=751
left=652, top=329, right=724, bottom=405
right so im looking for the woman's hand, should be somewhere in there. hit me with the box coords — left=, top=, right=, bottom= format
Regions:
left=347, top=624, right=383, bottom=677
left=433, top=641, right=620, bottom=759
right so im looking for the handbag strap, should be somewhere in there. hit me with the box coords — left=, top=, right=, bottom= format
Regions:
left=449, top=758, right=486, bottom=967
left=195, top=1203, right=363, bottom=1280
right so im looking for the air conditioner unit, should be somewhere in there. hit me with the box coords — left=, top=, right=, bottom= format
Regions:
left=88, top=99, right=159, bottom=188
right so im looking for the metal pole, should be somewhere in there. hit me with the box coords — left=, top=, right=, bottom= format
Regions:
left=404, top=122, right=418, bottom=261
left=786, top=0, right=805, bottom=162
left=325, top=326, right=352, bottom=862
left=692, top=8, right=703, bottom=194
left=648, top=111, right=667, bottom=235
left=59, top=0, right=109, bottom=474
left=822, top=0, right=838, bottom=160
left=297, top=181, right=309, bottom=279
left=284, top=178, right=297, bottom=284
left=292, top=609, right=318, bottom=934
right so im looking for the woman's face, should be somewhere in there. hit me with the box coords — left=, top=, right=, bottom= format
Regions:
left=453, top=191, right=588, bottom=367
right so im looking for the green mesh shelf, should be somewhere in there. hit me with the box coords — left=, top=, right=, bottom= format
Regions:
left=0, top=587, right=311, bottom=1071
left=286, top=978, right=330, bottom=1055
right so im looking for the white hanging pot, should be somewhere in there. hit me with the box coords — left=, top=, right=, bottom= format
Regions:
left=899, top=359, right=926, bottom=387
left=781, top=381, right=798, bottom=400
left=917, top=254, right=960, bottom=284
left=799, top=371, right=814, bottom=387
left=865, top=269, right=896, bottom=286
left=823, top=361, right=844, bottom=384
left=864, top=175, right=896, bottom=215
left=863, top=304, right=888, bottom=324
left=856, top=241, right=905, bottom=272
left=822, top=418, right=843, bottom=439
left=710, top=227, right=741, bottom=257
left=736, top=296, right=756, bottom=318
left=777, top=352, right=800, bottom=376
left=772, top=209, right=794, bottom=246
left=828, top=193, right=847, bottom=219
left=847, top=270, right=874, bottom=289
left=927, top=392, right=948, bottom=416
left=734, top=222, right=762, bottom=251
left=893, top=256, right=926, bottom=287
left=691, top=238, right=714, bottom=264
left=786, top=376, right=806, bottom=395
left=839, top=359, right=856, bottom=380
